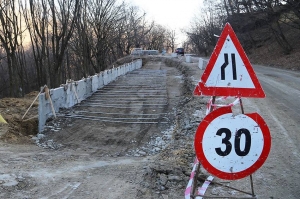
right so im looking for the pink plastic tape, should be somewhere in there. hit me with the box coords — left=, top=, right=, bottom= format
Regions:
left=206, top=96, right=240, bottom=115
left=197, top=176, right=214, bottom=199
left=185, top=158, right=199, bottom=199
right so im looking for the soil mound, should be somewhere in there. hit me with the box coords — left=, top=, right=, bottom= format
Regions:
left=0, top=91, right=39, bottom=144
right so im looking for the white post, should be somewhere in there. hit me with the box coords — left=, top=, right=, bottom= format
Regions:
left=186, top=55, right=191, bottom=63
left=198, top=58, right=204, bottom=70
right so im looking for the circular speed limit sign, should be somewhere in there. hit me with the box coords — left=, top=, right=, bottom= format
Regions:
left=194, top=106, right=271, bottom=180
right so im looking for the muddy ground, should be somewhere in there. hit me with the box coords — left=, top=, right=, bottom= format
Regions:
left=0, top=56, right=300, bottom=199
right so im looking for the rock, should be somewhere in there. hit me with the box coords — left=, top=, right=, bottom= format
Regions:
left=162, top=194, right=169, bottom=199
left=138, top=150, right=146, bottom=156
left=37, top=134, right=45, bottom=139
left=192, top=110, right=202, bottom=117
left=168, top=175, right=182, bottom=182
left=184, top=124, right=193, bottom=130
left=159, top=174, right=168, bottom=185
left=159, top=185, right=166, bottom=191
left=163, top=134, right=172, bottom=140
left=17, top=181, right=27, bottom=189
left=155, top=137, right=163, bottom=145
left=140, top=182, right=150, bottom=188
left=211, top=187, right=220, bottom=195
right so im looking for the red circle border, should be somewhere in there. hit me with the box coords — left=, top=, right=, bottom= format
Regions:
left=194, top=107, right=271, bottom=180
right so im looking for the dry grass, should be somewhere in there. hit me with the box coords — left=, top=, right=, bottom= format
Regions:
left=248, top=26, right=300, bottom=71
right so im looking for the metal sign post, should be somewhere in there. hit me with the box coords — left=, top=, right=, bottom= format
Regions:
left=186, top=23, right=271, bottom=199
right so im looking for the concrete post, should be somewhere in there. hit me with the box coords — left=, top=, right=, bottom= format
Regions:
left=186, top=55, right=191, bottom=63
left=198, top=58, right=204, bottom=70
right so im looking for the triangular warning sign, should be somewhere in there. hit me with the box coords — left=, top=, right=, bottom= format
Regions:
left=194, top=23, right=265, bottom=98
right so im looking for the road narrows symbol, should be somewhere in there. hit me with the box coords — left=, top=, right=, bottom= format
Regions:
left=220, top=53, right=237, bottom=81
left=231, top=53, right=237, bottom=80
left=220, top=54, right=229, bottom=80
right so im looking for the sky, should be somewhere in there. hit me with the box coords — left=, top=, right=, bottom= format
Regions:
left=127, top=0, right=204, bottom=46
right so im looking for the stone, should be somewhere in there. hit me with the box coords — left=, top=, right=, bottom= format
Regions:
left=168, top=175, right=182, bottom=182
left=37, top=134, right=45, bottom=139
left=138, top=151, right=146, bottom=156
left=211, top=187, right=220, bottom=195
left=162, top=194, right=169, bottom=199
left=159, top=174, right=168, bottom=185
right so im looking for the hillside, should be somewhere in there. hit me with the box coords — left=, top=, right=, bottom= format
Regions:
left=228, top=11, right=300, bottom=71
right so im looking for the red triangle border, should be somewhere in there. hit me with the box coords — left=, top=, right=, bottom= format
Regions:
left=194, top=23, right=265, bottom=98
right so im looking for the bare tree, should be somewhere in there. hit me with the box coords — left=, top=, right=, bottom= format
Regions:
left=250, top=0, right=292, bottom=54
left=23, top=0, right=81, bottom=88
left=23, top=0, right=49, bottom=88
left=0, top=0, right=27, bottom=97
left=70, top=0, right=94, bottom=78
left=185, top=0, right=225, bottom=56
left=145, top=24, right=167, bottom=51
left=48, top=0, right=81, bottom=87
left=111, top=4, right=154, bottom=55
left=0, top=0, right=176, bottom=99
left=166, top=30, right=176, bottom=53
left=279, top=0, right=300, bottom=30
left=83, top=0, right=123, bottom=72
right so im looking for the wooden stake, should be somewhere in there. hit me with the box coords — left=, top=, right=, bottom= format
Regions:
left=44, top=86, right=56, bottom=118
left=22, top=87, right=44, bottom=120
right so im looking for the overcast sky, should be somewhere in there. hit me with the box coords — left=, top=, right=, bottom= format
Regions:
left=127, top=0, right=204, bottom=45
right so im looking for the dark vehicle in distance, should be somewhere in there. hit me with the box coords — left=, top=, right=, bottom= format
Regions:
left=175, top=48, right=184, bottom=55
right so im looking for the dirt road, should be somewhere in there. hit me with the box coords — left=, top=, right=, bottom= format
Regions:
left=0, top=56, right=299, bottom=198
left=241, top=65, right=300, bottom=198
left=0, top=57, right=191, bottom=199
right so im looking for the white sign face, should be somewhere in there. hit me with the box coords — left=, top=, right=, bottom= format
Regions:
left=202, top=113, right=263, bottom=173
left=205, top=35, right=255, bottom=88
left=194, top=107, right=271, bottom=180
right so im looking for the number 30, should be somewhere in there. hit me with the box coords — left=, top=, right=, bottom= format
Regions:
left=215, top=128, right=251, bottom=156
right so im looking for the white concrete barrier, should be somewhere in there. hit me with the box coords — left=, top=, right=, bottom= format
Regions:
left=171, top=53, right=177, bottom=58
left=38, top=59, right=143, bottom=132
left=142, top=50, right=159, bottom=55
left=131, top=49, right=159, bottom=56
left=186, top=55, right=191, bottom=63
left=198, top=58, right=203, bottom=69
left=198, top=58, right=208, bottom=70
